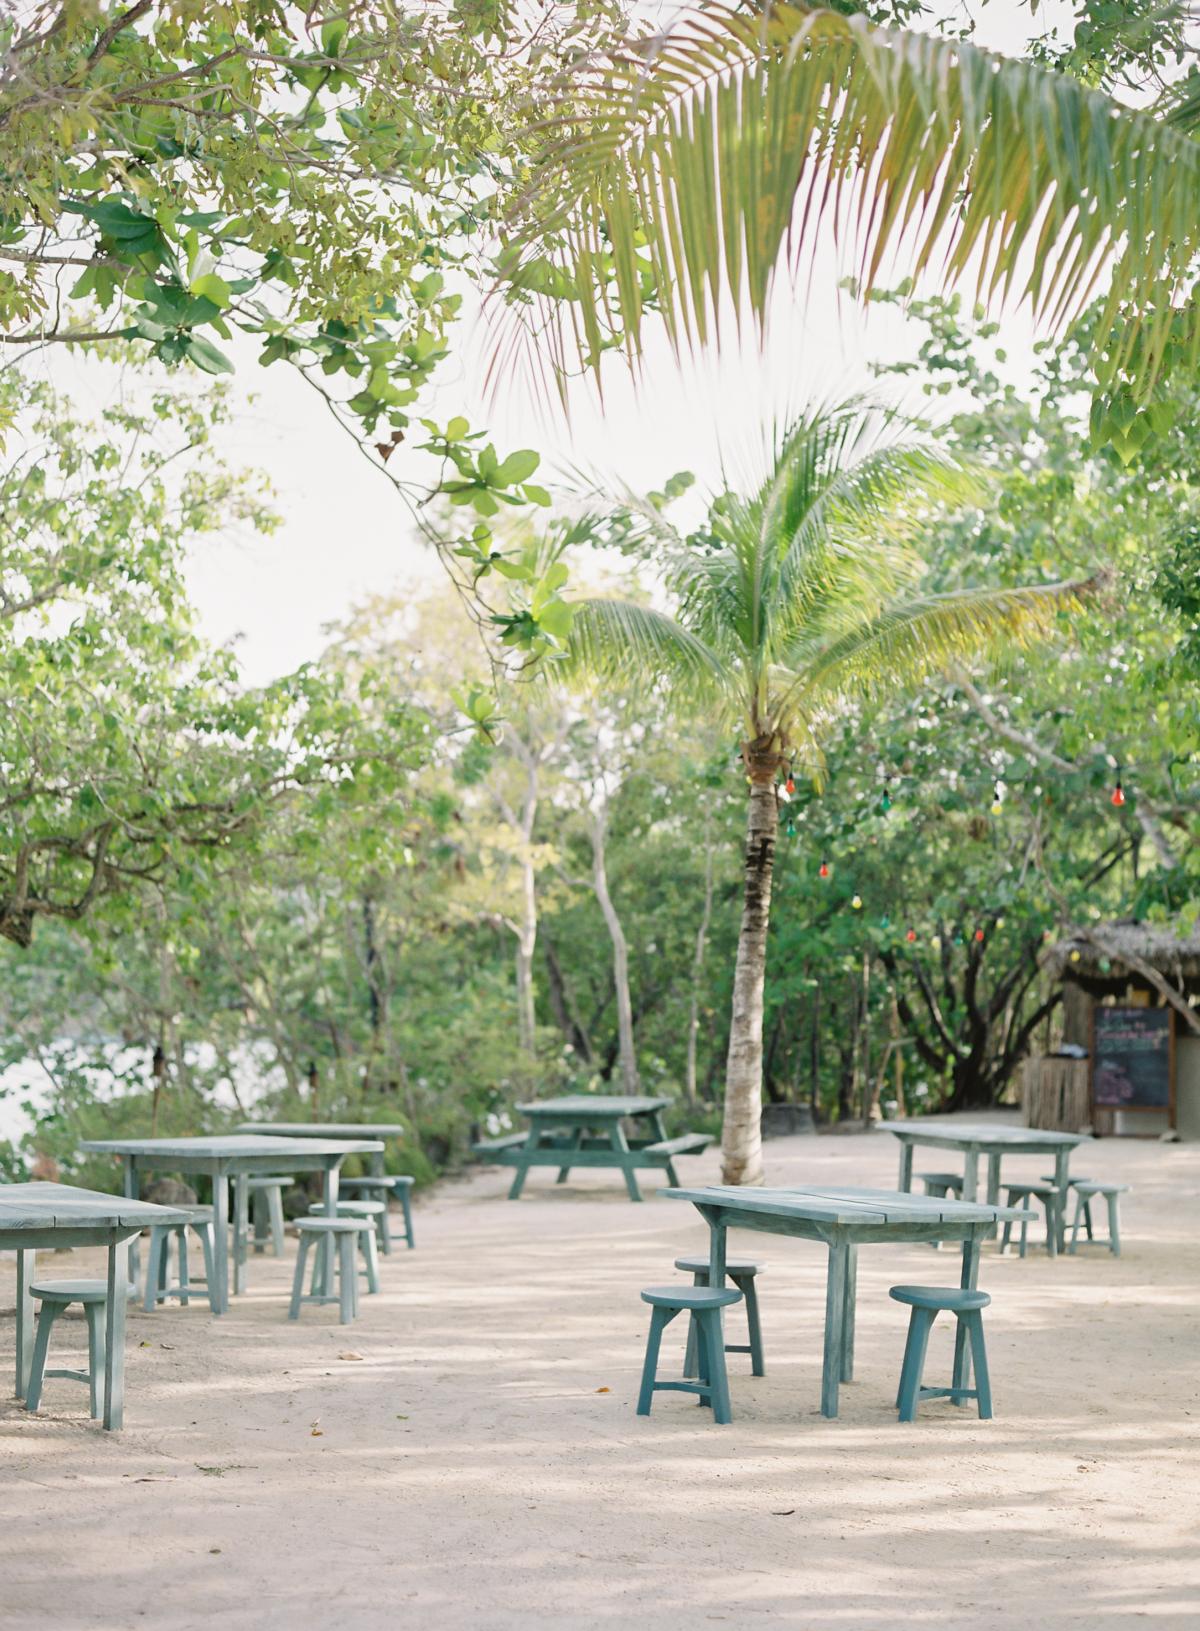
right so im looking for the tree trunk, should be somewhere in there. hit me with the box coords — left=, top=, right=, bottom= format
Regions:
left=721, top=760, right=780, bottom=1185
left=588, top=806, right=639, bottom=1094
left=685, top=808, right=715, bottom=1107
left=513, top=766, right=539, bottom=1061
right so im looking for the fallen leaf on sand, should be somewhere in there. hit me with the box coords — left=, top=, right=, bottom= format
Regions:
left=159, top=1343, right=176, bottom=1351
left=311, top=1423, right=324, bottom=1437
left=396, top=1414, right=409, bottom=1420
left=337, top=1351, right=364, bottom=1361
left=209, top=1549, right=221, bottom=1556
left=594, top=1387, right=610, bottom=1394
left=771, top=1510, right=795, bottom=1516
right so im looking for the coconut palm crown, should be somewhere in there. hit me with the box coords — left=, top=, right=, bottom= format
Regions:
left=568, top=401, right=1091, bottom=1185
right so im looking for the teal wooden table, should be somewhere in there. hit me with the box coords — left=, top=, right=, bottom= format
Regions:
left=665, top=1184, right=1030, bottom=1418
left=1, top=1181, right=188, bottom=1429
left=79, top=1136, right=383, bottom=1313
left=878, top=1121, right=1091, bottom=1250
left=495, top=1096, right=685, bottom=1200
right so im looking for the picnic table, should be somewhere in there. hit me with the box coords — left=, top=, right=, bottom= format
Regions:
left=665, top=1183, right=1031, bottom=1419
left=877, top=1120, right=1091, bottom=1250
left=479, top=1095, right=711, bottom=1201
left=79, top=1135, right=383, bottom=1313
left=1, top=1181, right=188, bottom=1429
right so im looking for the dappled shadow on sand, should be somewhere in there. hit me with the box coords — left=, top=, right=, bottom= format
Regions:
left=1, top=1125, right=1198, bottom=1630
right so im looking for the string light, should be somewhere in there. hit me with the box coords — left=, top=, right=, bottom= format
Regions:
left=851, top=894, right=863, bottom=910
left=906, top=928, right=917, bottom=943
left=785, top=765, right=796, bottom=795
left=990, top=782, right=1004, bottom=816
left=879, top=777, right=892, bottom=814
left=1111, top=778, right=1126, bottom=807
left=818, top=860, right=830, bottom=879
left=974, top=928, right=985, bottom=943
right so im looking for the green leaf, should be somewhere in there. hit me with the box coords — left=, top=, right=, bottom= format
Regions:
left=493, top=448, right=540, bottom=487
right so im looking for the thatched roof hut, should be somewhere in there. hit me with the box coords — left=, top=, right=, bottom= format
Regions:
left=1046, top=920, right=1200, bottom=999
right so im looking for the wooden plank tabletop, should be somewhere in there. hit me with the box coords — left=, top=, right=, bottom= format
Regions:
left=79, top=1135, right=385, bottom=1158
left=0, top=1181, right=189, bottom=1231
left=235, top=1122, right=408, bottom=1139
left=877, top=1121, right=1089, bottom=1146
left=663, top=1184, right=1033, bottom=1225
left=515, top=1095, right=670, bottom=1116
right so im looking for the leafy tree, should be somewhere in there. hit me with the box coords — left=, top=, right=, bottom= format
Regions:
left=500, top=1, right=1200, bottom=437
left=567, top=400, right=1087, bottom=1183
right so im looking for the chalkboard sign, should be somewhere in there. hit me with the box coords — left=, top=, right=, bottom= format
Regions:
left=1092, top=1005, right=1174, bottom=1116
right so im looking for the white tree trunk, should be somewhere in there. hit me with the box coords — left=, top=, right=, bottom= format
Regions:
left=514, top=767, right=539, bottom=1060
left=588, top=804, right=639, bottom=1093
left=721, top=767, right=779, bottom=1185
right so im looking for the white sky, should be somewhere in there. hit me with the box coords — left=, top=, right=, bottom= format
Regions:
left=54, top=1, right=1078, bottom=685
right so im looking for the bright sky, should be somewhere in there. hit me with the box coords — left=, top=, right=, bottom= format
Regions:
left=57, top=1, right=1079, bottom=686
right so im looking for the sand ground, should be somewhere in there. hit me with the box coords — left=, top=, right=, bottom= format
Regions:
left=1, top=1114, right=1198, bottom=1630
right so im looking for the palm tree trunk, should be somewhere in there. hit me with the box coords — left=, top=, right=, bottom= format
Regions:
left=685, top=805, right=715, bottom=1106
left=721, top=766, right=779, bottom=1185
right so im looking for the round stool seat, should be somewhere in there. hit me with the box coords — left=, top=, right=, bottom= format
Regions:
left=889, top=1284, right=991, bottom=1314
left=308, top=1200, right=385, bottom=1217
left=1069, top=1179, right=1129, bottom=1196
left=1006, top=1180, right=1059, bottom=1197
left=294, top=1216, right=370, bottom=1233
left=247, top=1174, right=293, bottom=1189
left=674, top=1255, right=761, bottom=1278
left=916, top=1171, right=963, bottom=1188
left=641, top=1284, right=742, bottom=1311
left=30, top=1279, right=108, bottom=1304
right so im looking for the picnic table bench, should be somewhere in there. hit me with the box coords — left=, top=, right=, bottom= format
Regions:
left=474, top=1096, right=712, bottom=1200
left=1, top=1181, right=189, bottom=1429
left=665, top=1183, right=1032, bottom=1419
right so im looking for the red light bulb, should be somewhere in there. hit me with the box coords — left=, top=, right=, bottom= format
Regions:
left=905, top=928, right=917, bottom=943
left=1111, top=780, right=1126, bottom=807
left=818, top=860, right=830, bottom=879
left=974, top=928, right=985, bottom=943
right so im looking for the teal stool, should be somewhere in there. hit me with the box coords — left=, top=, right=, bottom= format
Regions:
left=25, top=1280, right=108, bottom=1418
left=289, top=1218, right=375, bottom=1325
left=675, top=1256, right=764, bottom=1377
left=1066, top=1180, right=1130, bottom=1256
left=637, top=1285, right=742, bottom=1425
left=339, top=1175, right=416, bottom=1251
left=890, top=1284, right=993, bottom=1422
left=247, top=1176, right=293, bottom=1255
left=307, top=1201, right=383, bottom=1288
left=143, top=1205, right=216, bottom=1312
left=1000, top=1182, right=1060, bottom=1258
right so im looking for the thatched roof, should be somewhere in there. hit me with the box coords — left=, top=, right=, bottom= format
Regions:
left=1047, top=920, right=1200, bottom=989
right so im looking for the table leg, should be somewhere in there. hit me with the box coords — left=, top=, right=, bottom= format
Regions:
left=15, top=1248, right=35, bottom=1399
left=508, top=1127, right=540, bottom=1200
left=985, top=1152, right=1002, bottom=1241
left=1054, top=1149, right=1070, bottom=1253
left=952, top=1232, right=981, bottom=1401
left=103, top=1237, right=128, bottom=1430
left=705, top=1215, right=727, bottom=1287
left=961, top=1149, right=980, bottom=1203
left=555, top=1128, right=583, bottom=1184
left=609, top=1121, right=641, bottom=1202
left=232, top=1175, right=249, bottom=1296
left=321, top=1159, right=343, bottom=1298
left=822, top=1239, right=849, bottom=1418
left=841, top=1244, right=857, bottom=1383
left=211, top=1166, right=230, bottom=1315
left=898, top=1141, right=914, bottom=1193
left=123, top=1156, right=141, bottom=1289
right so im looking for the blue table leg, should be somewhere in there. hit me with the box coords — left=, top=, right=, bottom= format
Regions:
left=1053, top=1148, right=1070, bottom=1253
left=952, top=1232, right=981, bottom=1401
left=508, top=1127, right=540, bottom=1200
left=103, top=1236, right=127, bottom=1430
left=211, top=1164, right=230, bottom=1315
left=321, top=1158, right=342, bottom=1297
left=15, top=1248, right=34, bottom=1399
left=822, top=1238, right=849, bottom=1418
left=898, top=1141, right=914, bottom=1192
left=123, top=1155, right=141, bottom=1291
left=609, top=1121, right=641, bottom=1202
left=841, top=1244, right=857, bottom=1383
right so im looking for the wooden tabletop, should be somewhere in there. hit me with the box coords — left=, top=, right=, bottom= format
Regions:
left=515, top=1095, right=670, bottom=1116
left=664, top=1183, right=1033, bottom=1225
left=877, top=1121, right=1089, bottom=1147
left=0, top=1180, right=190, bottom=1231
left=234, top=1122, right=408, bottom=1139
left=79, top=1135, right=385, bottom=1159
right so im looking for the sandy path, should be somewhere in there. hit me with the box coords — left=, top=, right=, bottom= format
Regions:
left=1, top=1116, right=1198, bottom=1630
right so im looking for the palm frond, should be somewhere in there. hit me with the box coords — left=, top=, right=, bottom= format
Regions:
left=565, top=597, right=732, bottom=706
left=792, top=578, right=1093, bottom=713
left=499, top=3, right=1200, bottom=396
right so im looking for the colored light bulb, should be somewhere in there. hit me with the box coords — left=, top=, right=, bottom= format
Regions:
left=818, top=860, right=830, bottom=879
left=906, top=928, right=917, bottom=943
left=1111, top=780, right=1125, bottom=807
left=851, top=894, right=863, bottom=910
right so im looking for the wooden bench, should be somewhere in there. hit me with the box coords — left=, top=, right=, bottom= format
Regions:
left=472, top=1132, right=530, bottom=1156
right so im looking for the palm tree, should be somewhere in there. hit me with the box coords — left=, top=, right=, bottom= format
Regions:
left=501, top=3, right=1200, bottom=405
left=567, top=402, right=1090, bottom=1185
